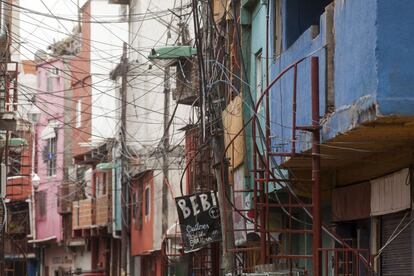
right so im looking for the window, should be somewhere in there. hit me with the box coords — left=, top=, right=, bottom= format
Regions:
left=76, top=100, right=82, bottom=128
left=285, top=0, right=333, bottom=48
left=46, top=73, right=53, bottom=92
left=133, top=184, right=143, bottom=229
left=36, top=190, right=47, bottom=219
left=47, top=137, right=57, bottom=176
left=144, top=186, right=150, bottom=217
left=52, top=67, right=59, bottom=76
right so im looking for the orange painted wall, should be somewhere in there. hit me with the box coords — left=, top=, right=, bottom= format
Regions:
left=70, top=0, right=92, bottom=157
left=130, top=171, right=154, bottom=256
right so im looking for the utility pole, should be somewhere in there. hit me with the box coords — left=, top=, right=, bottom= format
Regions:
left=193, top=0, right=235, bottom=272
left=161, top=65, right=170, bottom=237
left=212, top=131, right=235, bottom=274
left=120, top=42, right=129, bottom=276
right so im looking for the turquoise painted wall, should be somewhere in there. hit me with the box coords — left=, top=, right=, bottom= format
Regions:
left=113, top=159, right=122, bottom=232
left=241, top=0, right=268, bottom=191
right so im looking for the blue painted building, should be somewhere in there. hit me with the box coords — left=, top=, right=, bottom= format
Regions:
left=264, top=0, right=414, bottom=274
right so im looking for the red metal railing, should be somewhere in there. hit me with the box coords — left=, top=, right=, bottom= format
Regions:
left=221, top=55, right=376, bottom=275
left=319, top=248, right=373, bottom=276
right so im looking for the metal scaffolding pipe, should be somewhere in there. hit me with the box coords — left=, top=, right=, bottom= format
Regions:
left=311, top=56, right=321, bottom=276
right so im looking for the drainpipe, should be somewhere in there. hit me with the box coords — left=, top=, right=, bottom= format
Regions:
left=261, top=0, right=271, bottom=264
left=112, top=158, right=121, bottom=239
left=30, top=124, right=37, bottom=241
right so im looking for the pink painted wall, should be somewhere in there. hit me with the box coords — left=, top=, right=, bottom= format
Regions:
left=35, top=59, right=66, bottom=242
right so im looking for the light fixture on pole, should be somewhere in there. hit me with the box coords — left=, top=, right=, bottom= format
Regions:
left=31, top=173, right=40, bottom=191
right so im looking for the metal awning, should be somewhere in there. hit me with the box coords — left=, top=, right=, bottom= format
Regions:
left=148, top=46, right=197, bottom=60
left=28, top=235, right=57, bottom=244
left=40, top=120, right=58, bottom=140
left=68, top=239, right=86, bottom=247
left=5, top=253, right=36, bottom=259
left=9, top=137, right=27, bottom=147
left=96, top=162, right=113, bottom=171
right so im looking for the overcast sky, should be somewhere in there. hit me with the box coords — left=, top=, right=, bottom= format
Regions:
left=18, top=0, right=88, bottom=59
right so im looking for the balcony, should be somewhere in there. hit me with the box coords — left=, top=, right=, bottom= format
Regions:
left=268, top=0, right=414, bottom=188
left=95, top=194, right=112, bottom=226
left=72, top=198, right=95, bottom=230
left=72, top=195, right=112, bottom=230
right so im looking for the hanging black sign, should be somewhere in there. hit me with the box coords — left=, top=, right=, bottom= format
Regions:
left=175, top=191, right=222, bottom=253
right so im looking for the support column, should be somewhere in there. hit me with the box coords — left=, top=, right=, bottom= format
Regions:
left=311, top=57, right=321, bottom=276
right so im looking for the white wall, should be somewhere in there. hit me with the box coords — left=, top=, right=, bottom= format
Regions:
left=126, top=0, right=191, bottom=151
left=90, top=0, right=128, bottom=144
left=10, top=0, right=20, bottom=63
left=73, top=249, right=92, bottom=272
left=17, top=65, right=36, bottom=121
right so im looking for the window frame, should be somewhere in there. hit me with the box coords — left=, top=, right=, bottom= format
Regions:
left=76, top=99, right=82, bottom=128
left=46, top=72, right=53, bottom=92
left=144, top=185, right=150, bottom=218
left=47, top=136, right=57, bottom=176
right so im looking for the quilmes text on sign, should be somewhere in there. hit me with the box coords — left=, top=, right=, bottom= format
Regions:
left=175, top=191, right=222, bottom=253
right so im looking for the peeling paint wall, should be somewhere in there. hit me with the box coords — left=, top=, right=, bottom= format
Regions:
left=270, top=0, right=414, bottom=152
left=376, top=0, right=414, bottom=116
left=270, top=5, right=327, bottom=157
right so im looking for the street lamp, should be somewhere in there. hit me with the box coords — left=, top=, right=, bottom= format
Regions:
left=31, top=173, right=40, bottom=191
left=28, top=103, right=41, bottom=190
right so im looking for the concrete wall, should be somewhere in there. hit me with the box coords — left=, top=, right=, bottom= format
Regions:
left=73, top=249, right=92, bottom=272
left=17, top=60, right=37, bottom=121
left=269, top=0, right=414, bottom=152
left=43, top=245, right=73, bottom=274
left=71, top=1, right=92, bottom=157
left=376, top=0, right=414, bottom=116
left=89, top=0, right=127, bottom=143
left=126, top=0, right=189, bottom=151
left=126, top=0, right=190, bottom=256
left=270, top=3, right=327, bottom=157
